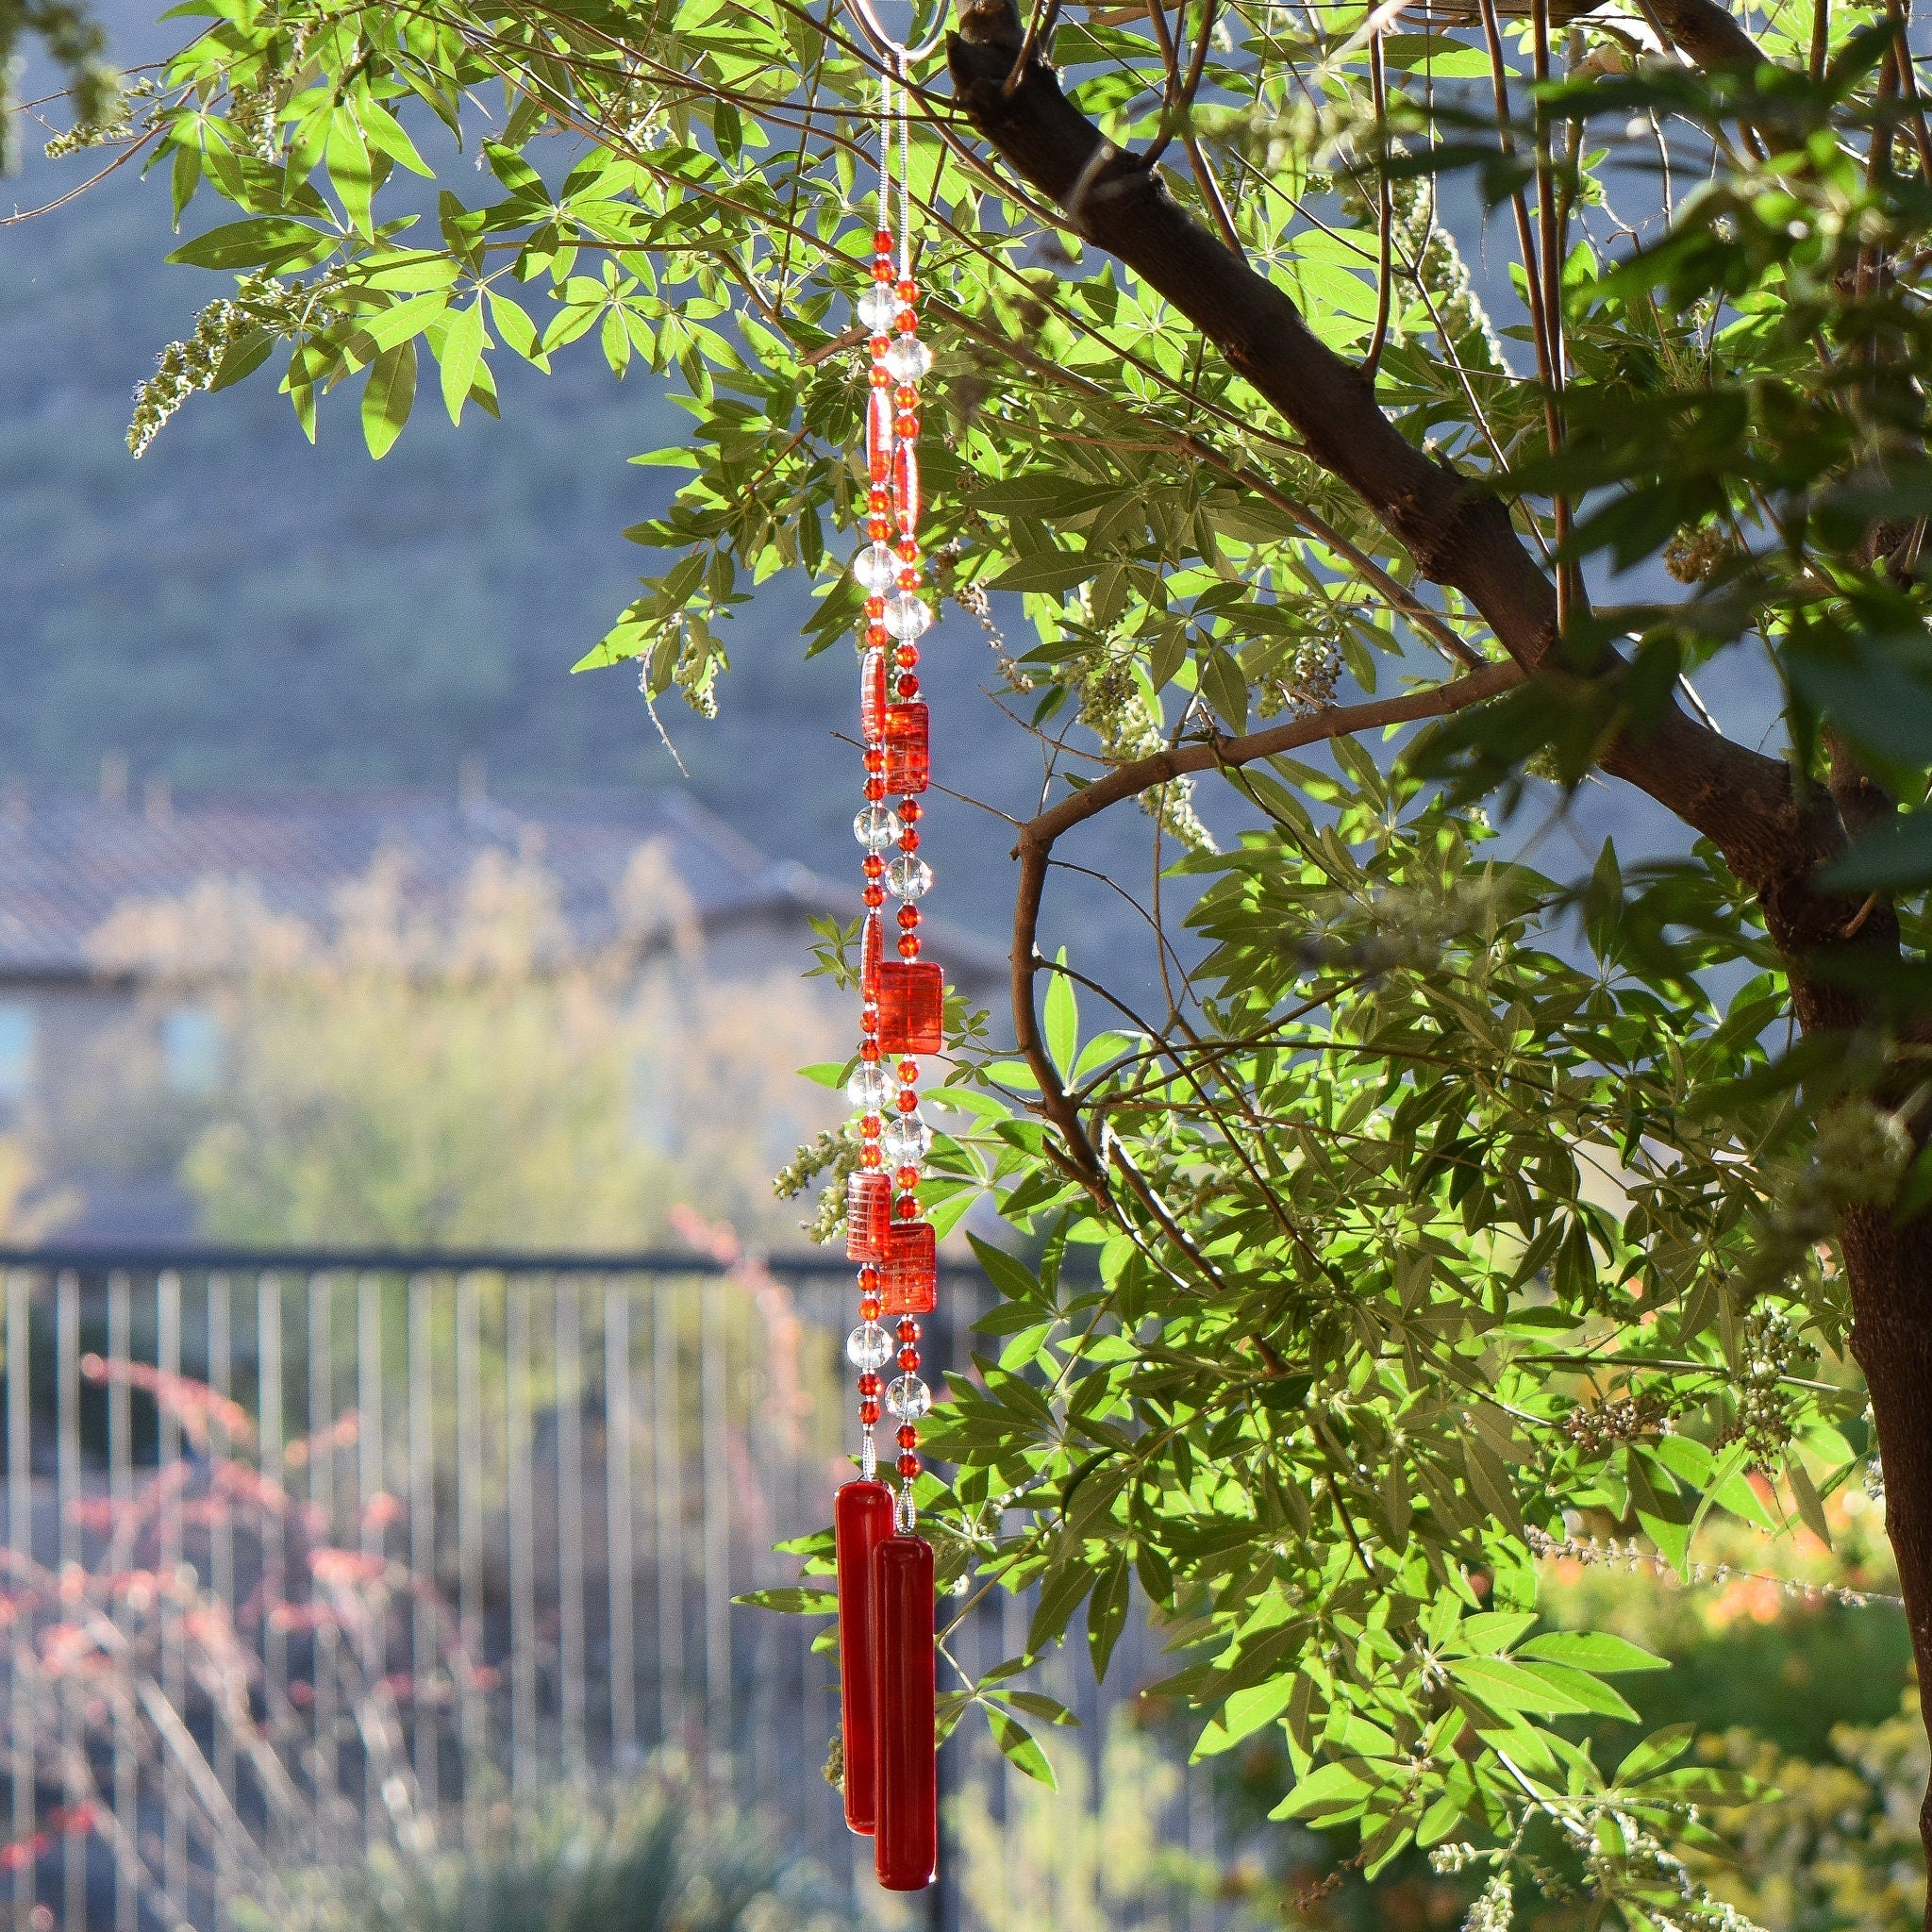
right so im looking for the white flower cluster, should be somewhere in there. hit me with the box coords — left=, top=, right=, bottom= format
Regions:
left=43, top=75, right=155, bottom=158
left=126, top=271, right=341, bottom=458
left=1462, top=1874, right=1512, bottom=1932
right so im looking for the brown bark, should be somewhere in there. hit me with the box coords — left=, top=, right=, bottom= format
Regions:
left=945, top=0, right=1932, bottom=1898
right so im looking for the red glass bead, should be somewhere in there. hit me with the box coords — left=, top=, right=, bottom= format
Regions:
left=896, top=567, right=921, bottom=591
left=859, top=1144, right=882, bottom=1169
left=897, top=936, right=921, bottom=959
left=895, top=413, right=919, bottom=441
left=897, top=1424, right=919, bottom=1449
left=863, top=854, right=886, bottom=879
left=884, top=703, right=929, bottom=795
left=859, top=1400, right=881, bottom=1424
left=899, top=829, right=921, bottom=851
left=895, top=307, right=917, bottom=334
left=896, top=536, right=921, bottom=561
left=860, top=1113, right=881, bottom=1139
left=862, top=912, right=882, bottom=999
left=897, top=1060, right=919, bottom=1081
left=897, top=1088, right=918, bottom=1112
left=896, top=1453, right=923, bottom=1480
left=859, top=1264, right=881, bottom=1290
left=896, top=1191, right=921, bottom=1219
left=861, top=649, right=887, bottom=743
left=894, top=645, right=920, bottom=670
left=893, top=441, right=920, bottom=530
left=863, top=884, right=886, bottom=908
left=864, top=778, right=886, bottom=803
left=897, top=1345, right=920, bottom=1371
left=860, top=1041, right=880, bottom=1064
left=835, top=1477, right=894, bottom=1835
left=895, top=277, right=916, bottom=303
left=858, top=1372, right=881, bottom=1397
left=870, top=365, right=891, bottom=387
left=868, top=523, right=891, bottom=547
left=897, top=675, right=921, bottom=700
left=874, top=228, right=892, bottom=255
left=867, top=624, right=889, bottom=650
left=898, top=906, right=920, bottom=930
left=864, top=746, right=885, bottom=774
left=895, top=1164, right=921, bottom=1191
left=875, top=961, right=942, bottom=1053
left=864, top=595, right=885, bottom=619
left=871, top=260, right=893, bottom=283
left=872, top=1534, right=937, bottom=1890
left=870, top=333, right=891, bottom=358
left=898, top=1317, right=921, bottom=1341
left=859, top=1295, right=882, bottom=1321
left=898, top=799, right=922, bottom=824
left=882, top=1221, right=937, bottom=1314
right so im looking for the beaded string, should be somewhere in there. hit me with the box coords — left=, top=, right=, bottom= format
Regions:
left=842, top=57, right=939, bottom=1535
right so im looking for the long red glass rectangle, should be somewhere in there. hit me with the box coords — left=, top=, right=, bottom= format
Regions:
left=883, top=703, right=929, bottom=795
left=846, top=1173, right=891, bottom=1262
left=835, top=1479, right=895, bottom=1835
left=872, top=1532, right=937, bottom=1890
left=881, top=1221, right=936, bottom=1315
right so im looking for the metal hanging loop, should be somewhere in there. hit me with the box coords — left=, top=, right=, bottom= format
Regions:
left=841, top=0, right=948, bottom=70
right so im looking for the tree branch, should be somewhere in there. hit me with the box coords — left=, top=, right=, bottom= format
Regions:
left=1008, top=664, right=1521, bottom=1185
left=948, top=0, right=1833, bottom=902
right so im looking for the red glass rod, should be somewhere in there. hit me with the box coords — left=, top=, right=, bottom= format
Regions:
left=872, top=1532, right=937, bottom=1890
left=835, top=1479, right=895, bottom=1834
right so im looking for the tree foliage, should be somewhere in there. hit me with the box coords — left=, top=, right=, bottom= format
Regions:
left=16, top=0, right=1932, bottom=1912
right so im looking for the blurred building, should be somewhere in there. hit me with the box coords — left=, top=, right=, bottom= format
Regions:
left=0, top=774, right=1003, bottom=1241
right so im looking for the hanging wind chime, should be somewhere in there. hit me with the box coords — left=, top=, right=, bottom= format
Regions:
left=830, top=31, right=941, bottom=1896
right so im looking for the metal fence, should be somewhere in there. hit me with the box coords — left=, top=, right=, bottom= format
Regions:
left=0, top=1247, right=1224, bottom=1932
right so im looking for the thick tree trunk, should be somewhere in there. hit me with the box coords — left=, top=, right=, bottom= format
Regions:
left=945, top=0, right=1932, bottom=1903
left=1840, top=1206, right=1932, bottom=1891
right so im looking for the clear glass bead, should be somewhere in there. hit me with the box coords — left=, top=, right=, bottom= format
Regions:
left=883, top=591, right=933, bottom=641
left=886, top=1374, right=931, bottom=1420
left=858, top=284, right=899, bottom=331
left=887, top=855, right=933, bottom=901
left=883, top=1112, right=932, bottom=1164
left=884, top=334, right=933, bottom=383
left=853, top=541, right=897, bottom=592
left=846, top=1322, right=894, bottom=1371
left=853, top=805, right=899, bottom=853
left=846, top=1061, right=891, bottom=1111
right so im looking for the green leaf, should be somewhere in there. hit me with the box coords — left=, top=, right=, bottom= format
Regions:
left=1043, top=951, right=1079, bottom=1082
left=361, top=340, right=416, bottom=458
left=1616, top=1723, right=1695, bottom=1786
left=989, top=551, right=1095, bottom=594
left=1517, top=1630, right=1667, bottom=1673
left=438, top=300, right=485, bottom=425
left=730, top=1587, right=838, bottom=1613
left=1269, top=1757, right=1376, bottom=1823
left=988, top=1708, right=1057, bottom=1788
left=167, top=218, right=338, bottom=272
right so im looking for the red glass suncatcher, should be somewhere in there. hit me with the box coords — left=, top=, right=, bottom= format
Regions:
left=823, top=130, right=940, bottom=1893
left=834, top=1479, right=895, bottom=1833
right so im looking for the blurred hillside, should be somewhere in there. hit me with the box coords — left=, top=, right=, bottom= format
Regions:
left=0, top=22, right=1173, bottom=998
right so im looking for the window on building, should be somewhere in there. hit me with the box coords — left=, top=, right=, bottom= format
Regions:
left=160, top=1006, right=222, bottom=1097
left=0, top=1005, right=33, bottom=1106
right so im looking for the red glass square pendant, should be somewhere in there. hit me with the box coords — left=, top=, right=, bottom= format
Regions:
left=883, top=703, right=929, bottom=794
left=846, top=1173, right=891, bottom=1262
left=875, top=961, right=941, bottom=1053
left=882, top=1221, right=936, bottom=1315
